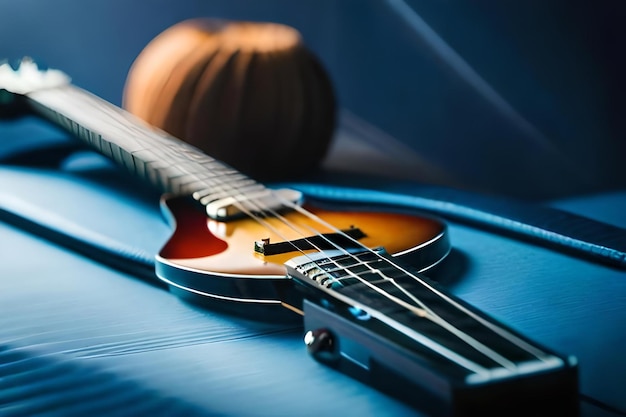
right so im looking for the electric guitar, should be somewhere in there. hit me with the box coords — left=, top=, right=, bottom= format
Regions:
left=0, top=59, right=578, bottom=416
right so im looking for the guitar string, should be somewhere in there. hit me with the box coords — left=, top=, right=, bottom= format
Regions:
left=34, top=85, right=548, bottom=367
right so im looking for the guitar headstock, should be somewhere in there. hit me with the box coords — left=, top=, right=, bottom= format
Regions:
left=0, top=58, right=70, bottom=94
left=0, top=58, right=70, bottom=118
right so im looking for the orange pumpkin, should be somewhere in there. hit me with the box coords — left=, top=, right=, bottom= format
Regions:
left=123, top=19, right=336, bottom=180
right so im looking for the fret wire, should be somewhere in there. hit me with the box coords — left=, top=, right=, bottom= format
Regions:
left=33, top=87, right=298, bottom=223
left=30, top=86, right=270, bottom=202
left=294, top=252, right=435, bottom=314
left=199, top=185, right=267, bottom=205
left=327, top=258, right=436, bottom=316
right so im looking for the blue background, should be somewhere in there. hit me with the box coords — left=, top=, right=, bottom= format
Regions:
left=2, top=0, right=625, bottom=198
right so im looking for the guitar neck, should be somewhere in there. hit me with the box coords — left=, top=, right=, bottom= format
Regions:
left=24, top=84, right=266, bottom=207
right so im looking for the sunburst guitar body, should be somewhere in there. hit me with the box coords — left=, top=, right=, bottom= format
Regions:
left=157, top=195, right=449, bottom=318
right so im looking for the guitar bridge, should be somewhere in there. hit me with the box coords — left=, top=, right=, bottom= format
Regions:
left=254, top=227, right=367, bottom=256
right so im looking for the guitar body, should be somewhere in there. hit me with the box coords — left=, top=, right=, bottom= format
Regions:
left=156, top=196, right=450, bottom=319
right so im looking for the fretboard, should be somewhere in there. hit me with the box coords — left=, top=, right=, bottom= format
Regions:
left=25, top=84, right=267, bottom=211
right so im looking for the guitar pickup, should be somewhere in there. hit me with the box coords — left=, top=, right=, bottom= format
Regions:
left=205, top=188, right=303, bottom=220
left=255, top=227, right=366, bottom=256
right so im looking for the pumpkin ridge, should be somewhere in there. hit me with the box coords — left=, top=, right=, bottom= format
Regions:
left=124, top=19, right=336, bottom=181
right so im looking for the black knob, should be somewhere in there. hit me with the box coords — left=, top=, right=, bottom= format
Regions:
left=304, top=328, right=338, bottom=363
